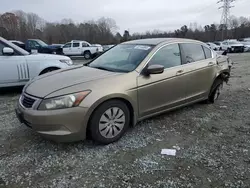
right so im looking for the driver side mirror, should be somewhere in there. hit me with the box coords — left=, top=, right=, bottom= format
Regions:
left=2, top=47, right=14, bottom=55
left=143, top=64, right=164, bottom=75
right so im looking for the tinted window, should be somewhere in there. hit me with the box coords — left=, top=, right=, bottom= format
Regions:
left=181, top=43, right=205, bottom=63
left=222, top=42, right=227, bottom=45
left=149, top=44, right=181, bottom=68
left=203, top=46, right=212, bottom=59
left=82, top=43, right=89, bottom=47
left=63, top=43, right=71, bottom=48
left=73, top=43, right=80, bottom=47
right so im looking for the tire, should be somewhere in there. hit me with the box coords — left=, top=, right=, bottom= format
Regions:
left=219, top=47, right=222, bottom=51
left=206, top=79, right=223, bottom=104
left=84, top=51, right=92, bottom=60
left=89, top=100, right=130, bottom=144
left=39, top=67, right=59, bottom=75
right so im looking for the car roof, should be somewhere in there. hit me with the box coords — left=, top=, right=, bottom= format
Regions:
left=122, top=38, right=202, bottom=45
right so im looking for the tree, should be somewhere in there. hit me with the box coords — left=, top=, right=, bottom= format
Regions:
left=121, top=30, right=130, bottom=42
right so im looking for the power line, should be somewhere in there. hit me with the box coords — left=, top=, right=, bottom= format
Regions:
left=217, top=0, right=236, bottom=39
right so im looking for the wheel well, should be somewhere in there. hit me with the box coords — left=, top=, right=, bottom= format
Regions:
left=216, top=72, right=230, bottom=82
left=83, top=50, right=91, bottom=54
left=86, top=98, right=135, bottom=137
left=39, top=67, right=60, bottom=75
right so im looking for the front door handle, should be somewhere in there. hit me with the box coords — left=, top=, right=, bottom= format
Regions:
left=176, top=70, right=184, bottom=75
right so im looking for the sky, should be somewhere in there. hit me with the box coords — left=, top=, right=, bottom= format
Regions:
left=0, top=0, right=250, bottom=33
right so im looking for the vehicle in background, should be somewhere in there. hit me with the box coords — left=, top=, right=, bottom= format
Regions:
left=206, top=42, right=221, bottom=51
left=220, top=40, right=244, bottom=53
left=9, top=40, right=25, bottom=49
left=62, top=40, right=103, bottom=59
left=238, top=38, right=250, bottom=52
left=102, top=44, right=115, bottom=51
left=16, top=38, right=231, bottom=144
left=23, top=39, right=63, bottom=54
left=0, top=37, right=73, bottom=88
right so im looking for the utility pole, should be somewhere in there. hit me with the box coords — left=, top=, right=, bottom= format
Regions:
left=218, top=0, right=235, bottom=40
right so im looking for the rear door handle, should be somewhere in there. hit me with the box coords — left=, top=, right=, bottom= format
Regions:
left=176, top=70, right=184, bottom=75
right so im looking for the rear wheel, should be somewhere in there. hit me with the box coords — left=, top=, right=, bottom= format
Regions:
left=206, top=79, right=223, bottom=104
left=89, top=100, right=130, bottom=144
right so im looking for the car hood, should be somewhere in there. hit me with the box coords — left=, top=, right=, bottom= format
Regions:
left=231, top=44, right=244, bottom=47
left=25, top=66, right=119, bottom=98
left=25, top=53, right=69, bottom=60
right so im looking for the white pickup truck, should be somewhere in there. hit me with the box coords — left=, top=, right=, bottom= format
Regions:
left=62, top=40, right=103, bottom=59
left=0, top=37, right=73, bottom=88
left=221, top=40, right=244, bottom=53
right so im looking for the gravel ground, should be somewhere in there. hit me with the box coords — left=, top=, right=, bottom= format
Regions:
left=0, top=53, right=250, bottom=188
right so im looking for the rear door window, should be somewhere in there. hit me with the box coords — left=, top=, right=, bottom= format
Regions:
left=180, top=43, right=206, bottom=63
left=202, top=46, right=212, bottom=59
left=73, top=43, right=80, bottom=47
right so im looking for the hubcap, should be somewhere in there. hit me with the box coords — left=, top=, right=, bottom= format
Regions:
left=85, top=54, right=90, bottom=59
left=214, top=84, right=223, bottom=101
left=99, top=107, right=125, bottom=139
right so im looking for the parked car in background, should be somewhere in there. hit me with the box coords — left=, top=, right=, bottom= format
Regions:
left=238, top=38, right=250, bottom=52
left=213, top=41, right=223, bottom=47
left=220, top=40, right=244, bottom=53
left=22, top=39, right=63, bottom=54
left=206, top=42, right=220, bottom=51
left=16, top=38, right=231, bottom=144
left=0, top=37, right=73, bottom=88
left=62, top=40, right=103, bottom=59
left=9, top=40, right=25, bottom=49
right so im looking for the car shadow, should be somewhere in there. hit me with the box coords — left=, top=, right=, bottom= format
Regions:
left=0, top=86, right=23, bottom=96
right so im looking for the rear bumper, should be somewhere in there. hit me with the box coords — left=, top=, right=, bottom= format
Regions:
left=15, top=104, right=89, bottom=142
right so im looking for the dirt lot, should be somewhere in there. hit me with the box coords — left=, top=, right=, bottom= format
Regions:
left=0, top=53, right=250, bottom=188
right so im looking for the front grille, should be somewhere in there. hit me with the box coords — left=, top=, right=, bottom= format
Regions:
left=22, top=95, right=36, bottom=108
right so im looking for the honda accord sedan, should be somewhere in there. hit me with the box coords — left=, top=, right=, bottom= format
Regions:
left=16, top=38, right=231, bottom=144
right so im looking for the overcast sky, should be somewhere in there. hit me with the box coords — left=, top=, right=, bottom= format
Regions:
left=1, top=0, right=250, bottom=33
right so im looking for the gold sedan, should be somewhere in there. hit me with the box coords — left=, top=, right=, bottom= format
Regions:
left=15, top=38, right=231, bottom=144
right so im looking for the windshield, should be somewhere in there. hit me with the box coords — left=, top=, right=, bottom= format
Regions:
left=88, top=44, right=154, bottom=72
left=36, top=39, right=48, bottom=47
left=0, top=37, right=29, bottom=55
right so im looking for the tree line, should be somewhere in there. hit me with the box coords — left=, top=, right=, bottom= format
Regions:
left=0, top=10, right=250, bottom=45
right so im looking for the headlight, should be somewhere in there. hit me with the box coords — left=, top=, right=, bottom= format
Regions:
left=38, top=91, right=91, bottom=110
left=60, top=59, right=73, bottom=65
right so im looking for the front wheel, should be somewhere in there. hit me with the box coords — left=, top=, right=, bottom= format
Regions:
left=84, top=51, right=92, bottom=60
left=89, top=100, right=130, bottom=144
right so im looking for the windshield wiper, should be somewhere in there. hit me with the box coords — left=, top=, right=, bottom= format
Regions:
left=92, top=66, right=114, bottom=72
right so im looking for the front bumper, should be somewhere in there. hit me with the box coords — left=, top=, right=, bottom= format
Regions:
left=231, top=46, right=244, bottom=52
left=15, top=103, right=89, bottom=142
